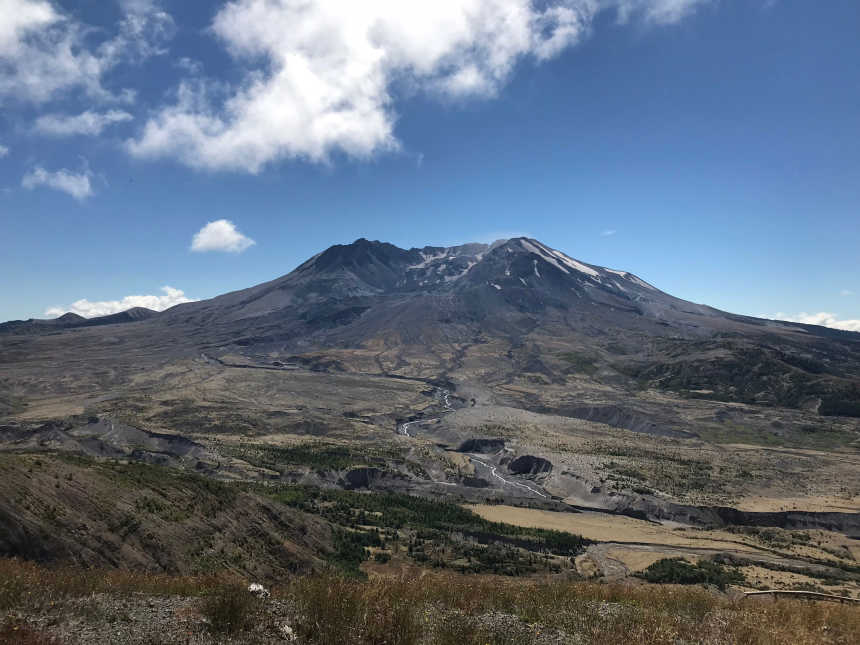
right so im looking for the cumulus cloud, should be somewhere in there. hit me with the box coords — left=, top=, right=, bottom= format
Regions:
left=21, top=166, right=93, bottom=200
left=191, top=219, right=255, bottom=253
left=45, top=285, right=196, bottom=318
left=0, top=143, right=8, bottom=157
left=128, top=0, right=707, bottom=173
left=0, top=0, right=174, bottom=104
left=34, top=109, right=134, bottom=136
left=767, top=312, right=860, bottom=333
left=600, top=229, right=617, bottom=236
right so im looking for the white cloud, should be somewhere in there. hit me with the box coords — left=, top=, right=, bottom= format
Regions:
left=21, top=166, right=93, bottom=200
left=615, top=0, right=711, bottom=25
left=767, top=312, right=860, bottom=333
left=175, top=56, right=203, bottom=75
left=128, top=0, right=707, bottom=173
left=191, top=219, right=255, bottom=253
left=45, top=285, right=196, bottom=318
left=0, top=0, right=173, bottom=104
left=34, top=110, right=134, bottom=136
left=0, top=143, right=8, bottom=157
left=600, top=229, right=617, bottom=236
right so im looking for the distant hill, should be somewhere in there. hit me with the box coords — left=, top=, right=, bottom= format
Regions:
left=0, top=306, right=159, bottom=334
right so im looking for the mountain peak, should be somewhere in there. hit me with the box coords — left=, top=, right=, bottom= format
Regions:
left=495, top=238, right=601, bottom=276
left=286, top=236, right=664, bottom=300
left=56, top=312, right=86, bottom=322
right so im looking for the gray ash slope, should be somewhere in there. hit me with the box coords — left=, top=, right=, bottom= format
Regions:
left=5, top=237, right=860, bottom=417
left=146, top=237, right=860, bottom=417
left=158, top=236, right=840, bottom=336
left=165, top=237, right=718, bottom=322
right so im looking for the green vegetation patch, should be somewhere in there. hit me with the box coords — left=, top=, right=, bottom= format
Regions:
left=636, top=558, right=745, bottom=590
left=260, top=484, right=592, bottom=576
left=267, top=485, right=589, bottom=553
left=226, top=442, right=402, bottom=473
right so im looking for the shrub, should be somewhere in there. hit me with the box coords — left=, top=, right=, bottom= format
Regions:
left=199, top=584, right=259, bottom=634
left=327, top=529, right=372, bottom=577
left=636, top=557, right=744, bottom=590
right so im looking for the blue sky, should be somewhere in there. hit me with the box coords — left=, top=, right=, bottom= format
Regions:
left=1, top=0, right=858, bottom=330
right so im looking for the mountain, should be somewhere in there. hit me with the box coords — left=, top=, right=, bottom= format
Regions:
left=159, top=236, right=842, bottom=339
left=2, top=238, right=859, bottom=419
left=130, top=237, right=857, bottom=417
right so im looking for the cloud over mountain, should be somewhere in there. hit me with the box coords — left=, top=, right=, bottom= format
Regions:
left=768, top=312, right=860, bottom=333
left=191, top=219, right=255, bottom=253
left=45, top=286, right=195, bottom=318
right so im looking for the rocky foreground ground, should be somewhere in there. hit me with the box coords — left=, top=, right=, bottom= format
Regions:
left=3, top=558, right=860, bottom=645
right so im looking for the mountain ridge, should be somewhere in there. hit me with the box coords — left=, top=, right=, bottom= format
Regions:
left=151, top=236, right=855, bottom=344
left=0, top=306, right=159, bottom=333
left=7, top=238, right=858, bottom=341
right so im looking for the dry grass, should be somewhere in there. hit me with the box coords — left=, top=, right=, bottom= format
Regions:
left=2, top=558, right=859, bottom=644
left=292, top=575, right=423, bottom=644
left=466, top=504, right=764, bottom=551
left=286, top=572, right=860, bottom=644
left=199, top=583, right=260, bottom=634
left=0, top=558, right=226, bottom=612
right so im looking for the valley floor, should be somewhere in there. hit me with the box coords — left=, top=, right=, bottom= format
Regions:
left=3, top=351, right=860, bottom=644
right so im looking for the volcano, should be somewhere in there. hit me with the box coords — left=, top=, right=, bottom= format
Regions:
left=3, top=237, right=860, bottom=418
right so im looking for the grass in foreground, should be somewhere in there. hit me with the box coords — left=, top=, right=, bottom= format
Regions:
left=2, top=558, right=859, bottom=644
left=0, top=559, right=224, bottom=612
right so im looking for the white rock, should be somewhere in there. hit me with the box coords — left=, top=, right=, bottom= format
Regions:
left=248, top=582, right=270, bottom=598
